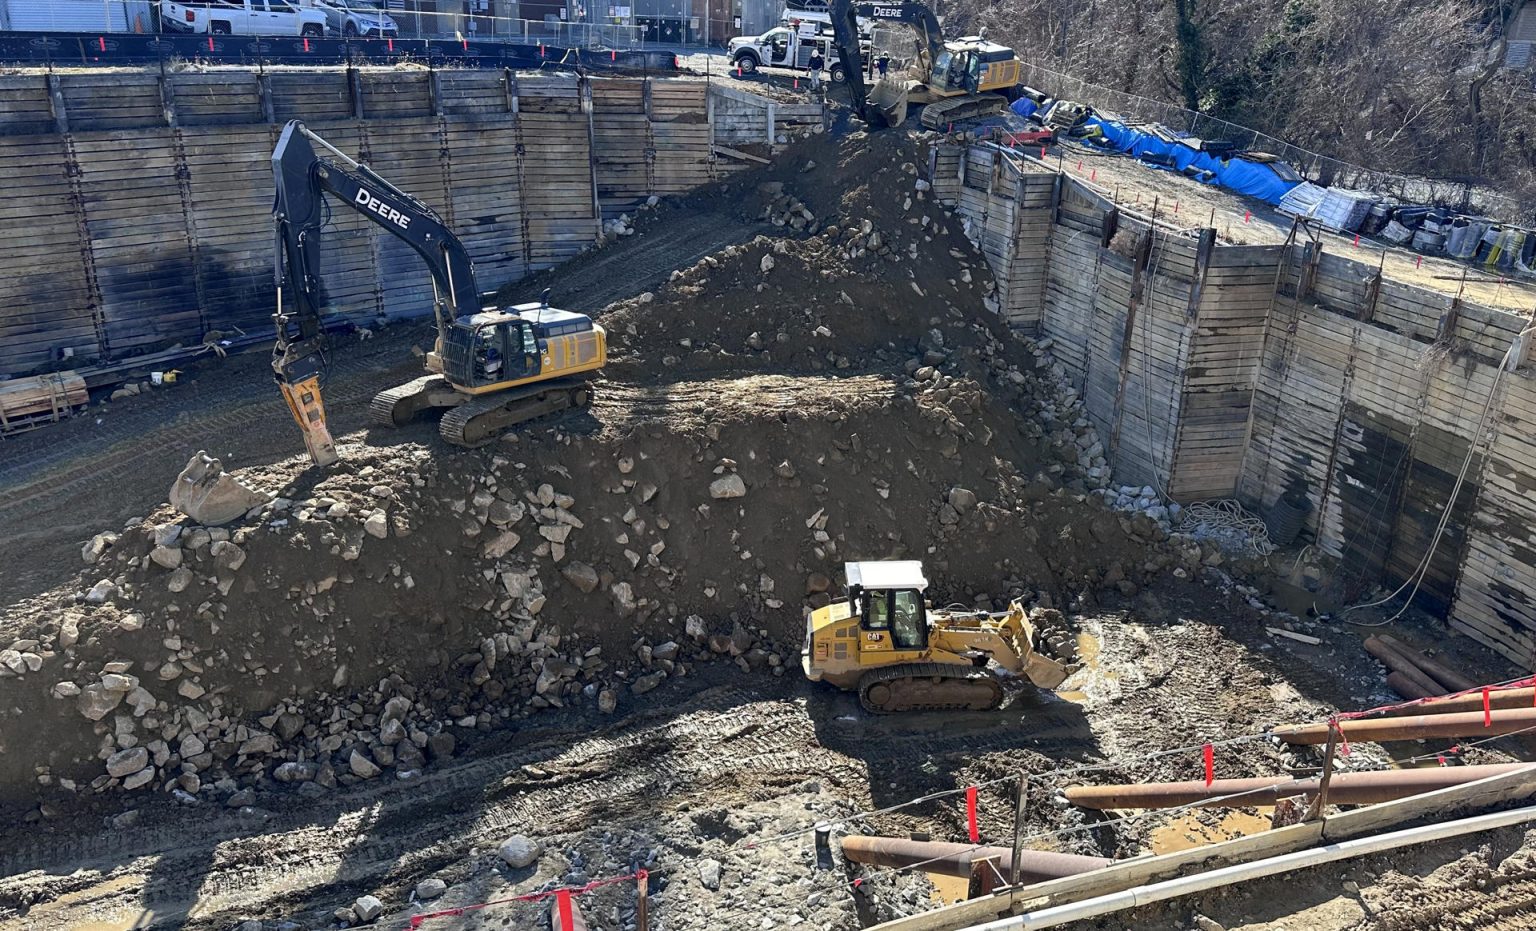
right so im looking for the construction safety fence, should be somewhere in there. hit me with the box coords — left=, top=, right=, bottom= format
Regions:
left=1016, top=60, right=1523, bottom=223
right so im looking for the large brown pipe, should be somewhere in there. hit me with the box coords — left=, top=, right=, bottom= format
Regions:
left=1274, top=707, right=1536, bottom=745
left=1386, top=670, right=1436, bottom=700
left=1365, top=637, right=1446, bottom=697
left=838, top=835, right=1110, bottom=880
left=1378, top=634, right=1477, bottom=692
left=1384, top=686, right=1536, bottom=717
left=1063, top=763, right=1535, bottom=810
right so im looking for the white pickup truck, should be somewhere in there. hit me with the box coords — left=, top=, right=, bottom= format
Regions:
left=728, top=26, right=867, bottom=83
left=159, top=0, right=327, bottom=36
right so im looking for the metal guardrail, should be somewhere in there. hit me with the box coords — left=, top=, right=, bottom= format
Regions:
left=3, top=1, right=648, bottom=50
left=0, top=31, right=677, bottom=71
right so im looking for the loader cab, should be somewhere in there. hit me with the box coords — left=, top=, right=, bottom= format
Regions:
left=846, top=560, right=929, bottom=652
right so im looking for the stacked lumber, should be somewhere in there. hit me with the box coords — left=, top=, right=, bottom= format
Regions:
left=0, top=372, right=88, bottom=434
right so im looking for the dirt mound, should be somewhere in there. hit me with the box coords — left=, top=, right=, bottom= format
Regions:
left=0, top=129, right=1223, bottom=822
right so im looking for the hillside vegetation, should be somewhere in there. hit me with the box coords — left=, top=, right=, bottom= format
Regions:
left=959, top=0, right=1536, bottom=217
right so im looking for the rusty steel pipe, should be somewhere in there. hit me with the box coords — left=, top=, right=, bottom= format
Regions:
left=838, top=835, right=1110, bottom=881
left=1384, top=686, right=1536, bottom=717
left=1386, top=670, right=1436, bottom=701
left=1378, top=634, right=1476, bottom=692
left=1364, top=637, right=1446, bottom=697
left=1063, top=763, right=1535, bottom=810
left=1275, top=707, right=1536, bottom=745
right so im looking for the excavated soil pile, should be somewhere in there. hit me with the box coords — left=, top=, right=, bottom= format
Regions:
left=0, top=129, right=1197, bottom=811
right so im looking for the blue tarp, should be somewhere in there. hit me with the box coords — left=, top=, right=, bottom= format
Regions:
left=1081, top=115, right=1302, bottom=206
left=1009, top=97, right=1039, bottom=120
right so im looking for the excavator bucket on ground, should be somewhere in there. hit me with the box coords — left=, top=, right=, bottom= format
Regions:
left=168, top=451, right=270, bottom=526
left=868, top=77, right=911, bottom=128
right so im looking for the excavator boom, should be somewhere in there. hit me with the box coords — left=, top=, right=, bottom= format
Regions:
left=269, top=120, right=483, bottom=466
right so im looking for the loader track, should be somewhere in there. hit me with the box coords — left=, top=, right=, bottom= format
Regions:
left=857, top=662, right=1005, bottom=713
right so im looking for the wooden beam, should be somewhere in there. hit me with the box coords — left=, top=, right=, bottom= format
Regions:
left=1109, top=227, right=1156, bottom=460
left=715, top=144, right=769, bottom=164
left=46, top=73, right=68, bottom=134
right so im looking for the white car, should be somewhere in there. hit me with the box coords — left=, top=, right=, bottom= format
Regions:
left=159, top=0, right=327, bottom=36
left=313, top=0, right=399, bottom=38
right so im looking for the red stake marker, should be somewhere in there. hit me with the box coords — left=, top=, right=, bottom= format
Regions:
left=1353, top=233, right=1360, bottom=248
left=208, top=35, right=214, bottom=52
left=388, top=37, right=393, bottom=51
left=612, top=50, right=616, bottom=60
left=966, top=786, right=979, bottom=843
left=1416, top=255, right=1424, bottom=268
left=1174, top=201, right=1180, bottom=214
left=1484, top=687, right=1493, bottom=727
left=1090, top=168, right=1097, bottom=182
left=1202, top=743, right=1214, bottom=786
left=556, top=889, right=575, bottom=931
left=1040, top=145, right=1047, bottom=159
left=1076, top=160, right=1083, bottom=171
left=1244, top=210, right=1251, bottom=223
left=99, top=36, right=107, bottom=51
left=303, top=37, right=310, bottom=52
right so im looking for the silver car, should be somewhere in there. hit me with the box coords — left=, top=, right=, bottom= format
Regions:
left=315, top=0, right=398, bottom=37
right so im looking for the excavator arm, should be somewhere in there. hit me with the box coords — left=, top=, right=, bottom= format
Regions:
left=830, top=0, right=944, bottom=127
left=270, top=119, right=483, bottom=466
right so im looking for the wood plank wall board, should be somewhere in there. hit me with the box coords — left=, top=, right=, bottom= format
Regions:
left=1453, top=376, right=1536, bottom=661
left=177, top=123, right=285, bottom=337
left=0, top=134, right=98, bottom=376
left=443, top=115, right=528, bottom=290
left=934, top=143, right=1536, bottom=666
left=0, top=70, right=807, bottom=371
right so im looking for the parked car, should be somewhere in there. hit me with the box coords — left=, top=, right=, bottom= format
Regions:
left=159, top=1, right=327, bottom=36
left=312, top=0, right=399, bottom=38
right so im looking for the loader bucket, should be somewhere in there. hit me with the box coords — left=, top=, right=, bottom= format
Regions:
left=169, top=450, right=271, bottom=526
left=999, top=603, right=1071, bottom=689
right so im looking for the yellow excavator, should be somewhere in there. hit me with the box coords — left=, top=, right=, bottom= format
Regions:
left=270, top=120, right=605, bottom=467
left=829, top=0, right=1022, bottom=129
left=802, top=561, right=1077, bottom=712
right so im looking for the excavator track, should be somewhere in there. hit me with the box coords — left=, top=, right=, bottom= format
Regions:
left=369, top=375, right=454, bottom=428
left=919, top=94, right=1007, bottom=130
left=439, top=378, right=593, bottom=448
left=857, top=662, right=1004, bottom=714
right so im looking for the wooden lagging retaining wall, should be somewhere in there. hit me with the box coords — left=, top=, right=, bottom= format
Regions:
left=0, top=69, right=811, bottom=378
left=933, top=142, right=1536, bottom=667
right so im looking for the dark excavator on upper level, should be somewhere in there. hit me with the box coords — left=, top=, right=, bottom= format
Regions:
left=269, top=120, right=605, bottom=467
left=828, top=0, right=1022, bottom=130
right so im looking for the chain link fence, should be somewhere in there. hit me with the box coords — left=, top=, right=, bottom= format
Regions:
left=1019, top=59, right=1521, bottom=221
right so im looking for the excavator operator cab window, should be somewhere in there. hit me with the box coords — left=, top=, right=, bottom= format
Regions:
left=965, top=54, right=982, bottom=92
left=474, top=321, right=542, bottom=384
left=860, top=588, right=927, bottom=651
